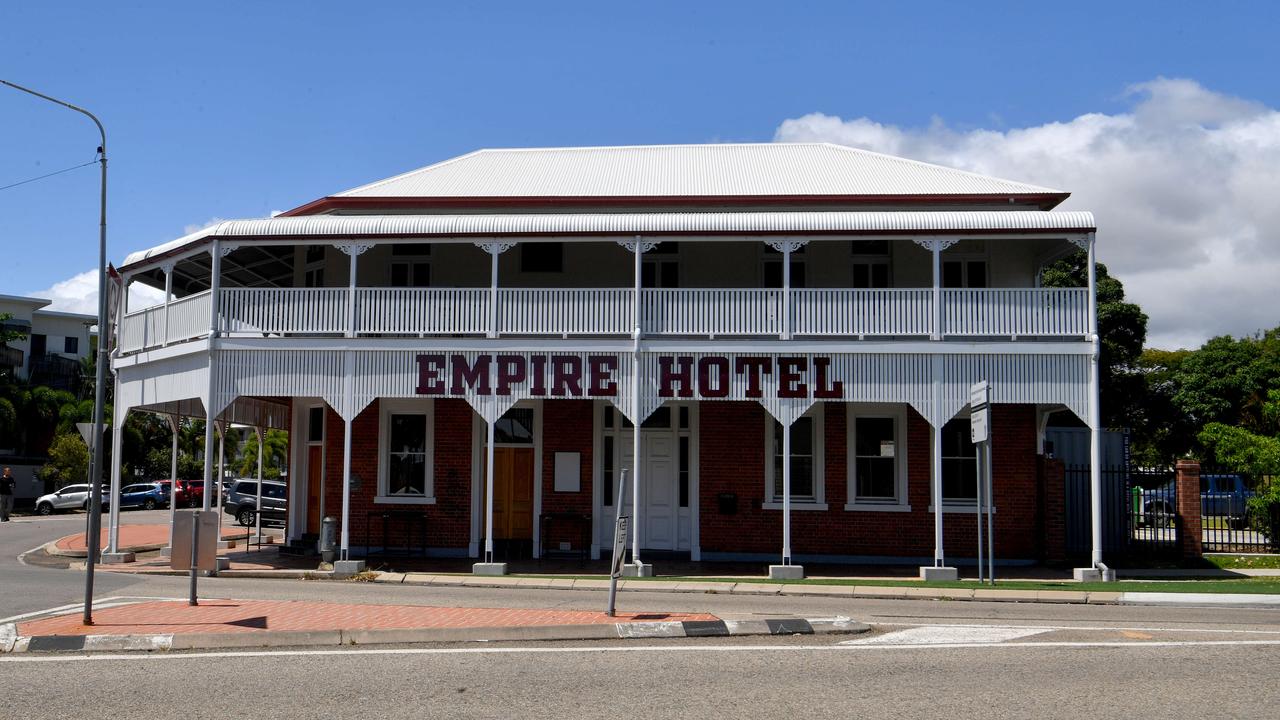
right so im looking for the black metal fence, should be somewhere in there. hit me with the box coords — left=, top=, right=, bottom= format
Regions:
left=1199, top=467, right=1277, bottom=553
left=1065, top=465, right=1179, bottom=560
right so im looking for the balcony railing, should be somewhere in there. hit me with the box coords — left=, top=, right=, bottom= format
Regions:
left=118, top=286, right=1090, bottom=353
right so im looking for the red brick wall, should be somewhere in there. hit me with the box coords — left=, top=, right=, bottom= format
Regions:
left=699, top=402, right=1043, bottom=561
left=1175, top=459, right=1203, bottom=559
left=323, top=399, right=474, bottom=552
left=321, top=397, right=1046, bottom=560
left=1041, top=457, right=1067, bottom=564
left=539, top=400, right=594, bottom=552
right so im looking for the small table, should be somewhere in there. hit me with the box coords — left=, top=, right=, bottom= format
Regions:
left=539, top=512, right=592, bottom=564
left=364, top=510, right=429, bottom=560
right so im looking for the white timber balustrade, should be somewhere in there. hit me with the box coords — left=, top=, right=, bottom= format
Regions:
left=642, top=289, right=783, bottom=336
left=941, top=288, right=1088, bottom=337
left=117, top=290, right=212, bottom=352
left=792, top=289, right=934, bottom=337
left=358, top=288, right=490, bottom=335
left=220, top=288, right=347, bottom=336
left=498, top=288, right=633, bottom=336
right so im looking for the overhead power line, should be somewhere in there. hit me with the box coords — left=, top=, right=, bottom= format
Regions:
left=0, top=158, right=98, bottom=192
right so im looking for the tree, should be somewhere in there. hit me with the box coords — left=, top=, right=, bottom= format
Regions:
left=236, top=429, right=289, bottom=479
left=1041, top=250, right=1149, bottom=428
left=37, top=433, right=90, bottom=489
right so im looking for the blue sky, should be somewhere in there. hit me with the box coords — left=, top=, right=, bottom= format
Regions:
left=2, top=2, right=1278, bottom=348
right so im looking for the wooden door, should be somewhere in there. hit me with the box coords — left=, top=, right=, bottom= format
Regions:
left=306, top=445, right=323, bottom=535
left=484, top=447, right=535, bottom=539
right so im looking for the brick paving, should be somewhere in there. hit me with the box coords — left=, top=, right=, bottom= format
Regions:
left=17, top=599, right=717, bottom=637
left=54, top=523, right=266, bottom=552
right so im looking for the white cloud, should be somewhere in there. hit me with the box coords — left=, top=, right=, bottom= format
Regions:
left=183, top=217, right=226, bottom=235
left=33, top=269, right=166, bottom=317
left=775, top=77, right=1280, bottom=350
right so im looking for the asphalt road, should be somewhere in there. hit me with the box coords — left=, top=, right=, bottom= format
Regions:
left=4, top=510, right=1280, bottom=718
left=3, top=635, right=1278, bottom=719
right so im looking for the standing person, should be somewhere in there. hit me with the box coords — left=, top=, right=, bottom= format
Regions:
left=0, top=467, right=15, bottom=521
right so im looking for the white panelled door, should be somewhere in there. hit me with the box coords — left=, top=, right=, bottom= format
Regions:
left=618, top=429, right=679, bottom=552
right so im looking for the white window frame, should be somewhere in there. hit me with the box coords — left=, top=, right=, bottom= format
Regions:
left=850, top=240, right=892, bottom=289
left=845, top=403, right=910, bottom=512
left=763, top=407, right=827, bottom=510
left=941, top=240, right=990, bottom=289
left=928, top=414, right=995, bottom=513
left=376, top=398, right=436, bottom=505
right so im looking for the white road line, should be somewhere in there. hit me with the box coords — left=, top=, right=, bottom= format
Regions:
left=869, top=621, right=1280, bottom=636
left=5, top=639, right=1280, bottom=664
left=843, top=625, right=1048, bottom=645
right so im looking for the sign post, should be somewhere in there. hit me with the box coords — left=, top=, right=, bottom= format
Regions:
left=969, top=382, right=994, bottom=584
left=606, top=469, right=630, bottom=617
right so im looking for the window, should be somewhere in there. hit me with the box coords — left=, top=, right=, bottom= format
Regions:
left=493, top=407, right=534, bottom=444
left=641, top=242, right=678, bottom=288
left=521, top=243, right=563, bottom=273
left=847, top=405, right=909, bottom=510
left=765, top=409, right=825, bottom=507
left=307, top=407, right=325, bottom=443
left=600, top=402, right=692, bottom=508
left=64, top=336, right=79, bottom=354
left=941, top=418, right=978, bottom=504
left=377, top=399, right=434, bottom=503
left=303, top=245, right=325, bottom=287
left=391, top=243, right=432, bottom=287
left=851, top=240, right=891, bottom=289
left=762, top=244, right=806, bottom=288
left=941, top=242, right=988, bottom=288
left=30, top=334, right=46, bottom=357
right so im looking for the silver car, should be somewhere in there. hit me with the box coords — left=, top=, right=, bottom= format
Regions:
left=34, top=484, right=106, bottom=515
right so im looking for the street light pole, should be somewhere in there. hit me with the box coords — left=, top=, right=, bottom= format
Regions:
left=1, top=79, right=109, bottom=626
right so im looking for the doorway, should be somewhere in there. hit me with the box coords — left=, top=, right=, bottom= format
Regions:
left=599, top=403, right=694, bottom=555
left=480, top=407, right=537, bottom=560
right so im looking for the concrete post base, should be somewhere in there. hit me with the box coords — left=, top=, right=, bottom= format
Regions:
left=215, top=556, right=231, bottom=571
left=159, top=546, right=173, bottom=558
left=1073, top=567, right=1115, bottom=582
left=101, top=551, right=136, bottom=564
left=623, top=563, right=654, bottom=577
left=919, top=565, right=958, bottom=582
left=472, top=562, right=509, bottom=576
left=216, top=540, right=235, bottom=550
left=768, top=564, right=805, bottom=580
left=334, top=559, right=367, bottom=576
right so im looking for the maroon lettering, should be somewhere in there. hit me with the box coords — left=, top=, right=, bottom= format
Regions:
left=414, top=354, right=446, bottom=395
left=813, top=356, right=843, bottom=399
left=530, top=355, right=547, bottom=396
left=495, top=354, right=527, bottom=396
left=659, top=356, right=695, bottom=398
left=450, top=354, right=491, bottom=395
left=551, top=355, right=583, bottom=397
left=697, top=356, right=730, bottom=398
left=734, top=357, right=773, bottom=398
left=587, top=356, right=619, bottom=396
left=778, top=356, right=808, bottom=398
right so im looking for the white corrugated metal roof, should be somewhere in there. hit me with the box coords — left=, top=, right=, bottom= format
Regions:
left=122, top=210, right=1094, bottom=268
left=333, top=143, right=1064, bottom=199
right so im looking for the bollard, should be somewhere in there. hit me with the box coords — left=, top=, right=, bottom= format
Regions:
left=320, top=515, right=337, bottom=563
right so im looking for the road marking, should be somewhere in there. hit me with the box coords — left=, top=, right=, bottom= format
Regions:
left=1120, top=592, right=1280, bottom=605
left=842, top=625, right=1048, bottom=645
left=869, top=621, right=1280, bottom=635
left=5, top=639, right=1280, bottom=664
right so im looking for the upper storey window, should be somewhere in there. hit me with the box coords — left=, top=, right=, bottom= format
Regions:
left=391, top=243, right=432, bottom=287
left=642, top=242, right=679, bottom=288
left=521, top=242, right=563, bottom=273
left=851, top=240, right=891, bottom=289
left=942, top=240, right=988, bottom=288
left=762, top=244, right=805, bottom=288
left=303, top=245, right=325, bottom=287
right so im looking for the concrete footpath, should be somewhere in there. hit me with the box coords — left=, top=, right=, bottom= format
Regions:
left=0, top=597, right=867, bottom=654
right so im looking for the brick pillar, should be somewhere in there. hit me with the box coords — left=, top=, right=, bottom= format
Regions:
left=1175, top=460, right=1202, bottom=559
left=1041, top=457, right=1067, bottom=564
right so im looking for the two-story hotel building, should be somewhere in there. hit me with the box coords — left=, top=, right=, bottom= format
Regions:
left=107, top=143, right=1104, bottom=578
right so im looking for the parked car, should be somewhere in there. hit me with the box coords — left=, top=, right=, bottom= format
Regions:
left=34, top=484, right=107, bottom=515
left=1138, top=473, right=1258, bottom=529
left=222, top=479, right=287, bottom=527
left=157, top=480, right=195, bottom=508
left=116, top=482, right=170, bottom=511
left=1201, top=474, right=1256, bottom=529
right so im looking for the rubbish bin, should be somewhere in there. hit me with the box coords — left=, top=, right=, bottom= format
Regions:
left=320, top=515, right=337, bottom=563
